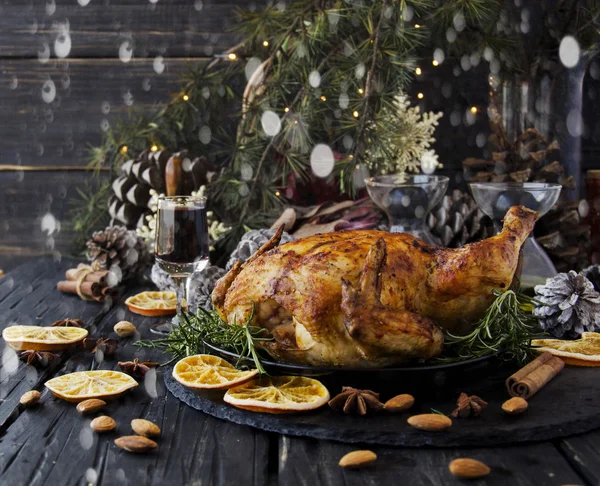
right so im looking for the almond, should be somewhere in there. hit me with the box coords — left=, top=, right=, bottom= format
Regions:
left=338, top=450, right=377, bottom=469
left=114, top=321, right=136, bottom=338
left=449, top=458, right=491, bottom=479
left=502, top=397, right=528, bottom=415
left=76, top=398, right=107, bottom=415
left=20, top=390, right=41, bottom=408
left=407, top=413, right=452, bottom=431
left=384, top=394, right=414, bottom=413
left=131, top=418, right=161, bottom=438
left=114, top=435, right=157, bottom=454
left=90, top=415, right=117, bottom=433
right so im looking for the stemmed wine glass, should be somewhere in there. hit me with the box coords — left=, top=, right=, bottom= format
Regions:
left=154, top=196, right=210, bottom=332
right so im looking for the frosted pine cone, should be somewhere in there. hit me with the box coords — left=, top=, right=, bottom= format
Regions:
left=582, top=265, right=600, bottom=293
left=226, top=229, right=295, bottom=270
left=533, top=271, right=600, bottom=338
left=151, top=263, right=226, bottom=310
left=86, top=225, right=152, bottom=283
left=188, top=266, right=227, bottom=310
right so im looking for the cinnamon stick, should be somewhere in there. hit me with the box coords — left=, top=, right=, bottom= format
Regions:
left=57, top=280, right=105, bottom=302
left=506, top=352, right=565, bottom=399
left=65, top=268, right=109, bottom=285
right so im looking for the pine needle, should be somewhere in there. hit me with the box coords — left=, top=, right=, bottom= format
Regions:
left=437, top=289, right=543, bottom=365
left=136, top=304, right=272, bottom=374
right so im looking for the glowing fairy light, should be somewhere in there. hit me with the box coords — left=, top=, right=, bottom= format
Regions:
left=353, top=110, right=359, bottom=118
left=470, top=106, right=477, bottom=114
left=228, top=53, right=237, bottom=60
left=150, top=145, right=158, bottom=152
left=415, top=67, right=422, bottom=75
left=432, top=60, right=439, bottom=66
left=182, top=94, right=189, bottom=101
left=417, top=92, right=424, bottom=99
left=262, top=40, right=269, bottom=47
left=120, top=145, right=128, bottom=154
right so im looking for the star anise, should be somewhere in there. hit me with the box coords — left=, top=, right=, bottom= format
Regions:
left=451, top=392, right=488, bottom=418
left=51, top=318, right=85, bottom=328
left=19, top=350, right=61, bottom=368
left=83, top=337, right=119, bottom=356
left=328, top=386, right=384, bottom=416
left=118, top=358, right=159, bottom=378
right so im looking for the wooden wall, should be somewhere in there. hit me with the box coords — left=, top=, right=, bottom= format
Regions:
left=0, top=0, right=247, bottom=271
left=1, top=1, right=599, bottom=272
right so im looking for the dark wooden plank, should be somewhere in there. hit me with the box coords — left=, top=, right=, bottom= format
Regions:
left=0, top=260, right=270, bottom=486
left=0, top=171, right=108, bottom=272
left=0, top=258, right=108, bottom=430
left=0, top=0, right=247, bottom=58
left=278, top=436, right=585, bottom=486
left=0, top=58, right=205, bottom=167
left=558, top=430, right=600, bottom=486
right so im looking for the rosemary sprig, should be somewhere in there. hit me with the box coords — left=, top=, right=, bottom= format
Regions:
left=437, top=289, right=543, bottom=365
left=136, top=304, right=272, bottom=374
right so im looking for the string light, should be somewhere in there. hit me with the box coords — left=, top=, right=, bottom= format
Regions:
left=182, top=94, right=189, bottom=101
left=275, top=191, right=281, bottom=196
left=432, top=60, right=439, bottom=66
left=358, top=88, right=364, bottom=94
left=228, top=53, right=237, bottom=60
left=120, top=145, right=128, bottom=154
left=150, top=145, right=158, bottom=152
left=417, top=92, right=424, bottom=99
left=284, top=107, right=290, bottom=113
left=262, top=40, right=269, bottom=47
left=470, top=106, right=478, bottom=114
left=415, top=67, right=422, bottom=75
left=353, top=110, right=359, bottom=118
left=414, top=24, right=421, bottom=28
left=320, top=95, right=327, bottom=101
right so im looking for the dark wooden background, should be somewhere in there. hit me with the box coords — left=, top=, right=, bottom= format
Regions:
left=1, top=0, right=599, bottom=272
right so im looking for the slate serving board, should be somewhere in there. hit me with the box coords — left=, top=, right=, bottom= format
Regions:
left=164, top=363, right=600, bottom=447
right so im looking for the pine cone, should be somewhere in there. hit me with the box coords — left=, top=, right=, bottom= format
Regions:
left=533, top=271, right=600, bottom=338
left=582, top=265, right=600, bottom=293
left=151, top=263, right=226, bottom=310
left=226, top=229, right=295, bottom=270
left=86, top=225, right=152, bottom=283
left=188, top=266, right=227, bottom=310
left=428, top=189, right=494, bottom=247
left=108, top=149, right=217, bottom=229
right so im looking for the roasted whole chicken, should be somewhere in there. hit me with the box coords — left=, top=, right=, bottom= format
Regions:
left=213, top=206, right=538, bottom=367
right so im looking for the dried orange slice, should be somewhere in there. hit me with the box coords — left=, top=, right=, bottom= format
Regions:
left=125, top=291, right=177, bottom=316
left=45, top=370, right=138, bottom=403
left=2, top=325, right=88, bottom=351
left=172, top=354, right=258, bottom=390
left=532, top=332, right=600, bottom=366
left=224, top=376, right=330, bottom=414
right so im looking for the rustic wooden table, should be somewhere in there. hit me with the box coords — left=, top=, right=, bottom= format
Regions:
left=0, top=258, right=598, bottom=486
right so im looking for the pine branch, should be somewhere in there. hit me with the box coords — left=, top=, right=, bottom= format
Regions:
left=351, top=0, right=390, bottom=163
left=237, top=39, right=342, bottom=223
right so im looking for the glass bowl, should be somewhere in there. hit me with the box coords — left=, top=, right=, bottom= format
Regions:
left=365, top=174, right=449, bottom=244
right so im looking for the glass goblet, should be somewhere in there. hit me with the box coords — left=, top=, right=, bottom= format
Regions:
left=469, top=182, right=562, bottom=287
left=154, top=196, right=210, bottom=330
left=365, top=174, right=449, bottom=245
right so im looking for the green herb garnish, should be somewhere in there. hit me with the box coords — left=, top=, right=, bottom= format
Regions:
left=437, top=289, right=542, bottom=365
left=136, top=304, right=272, bottom=374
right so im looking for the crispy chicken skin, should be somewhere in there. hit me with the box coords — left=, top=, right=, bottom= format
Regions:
left=212, top=206, right=538, bottom=367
